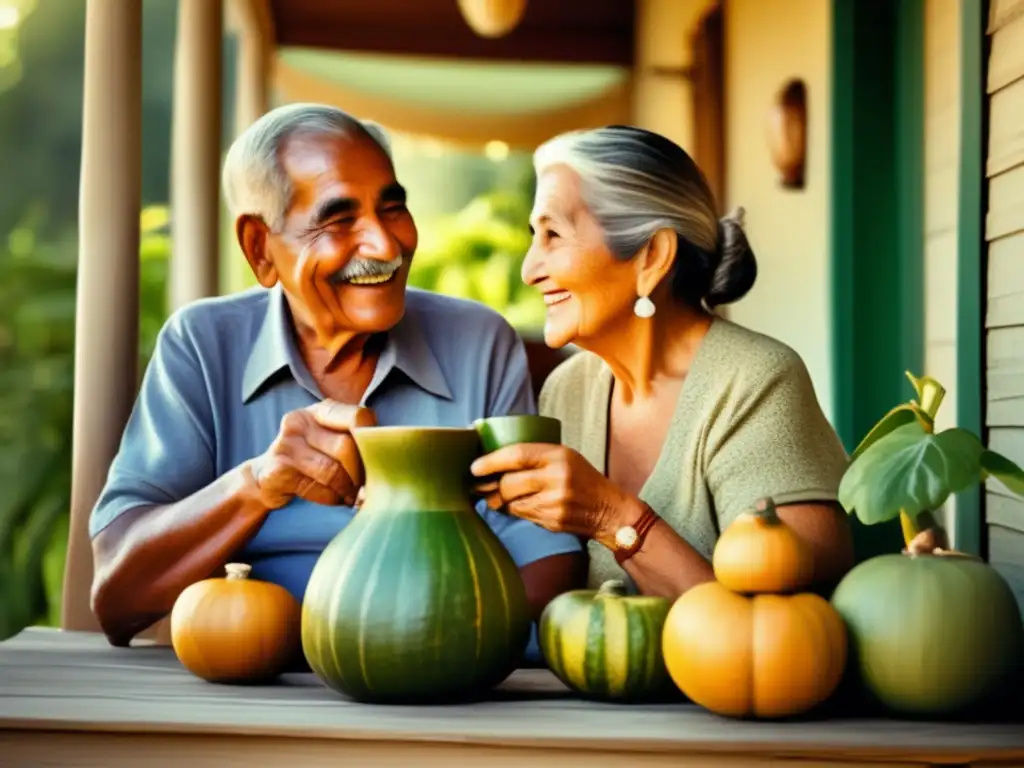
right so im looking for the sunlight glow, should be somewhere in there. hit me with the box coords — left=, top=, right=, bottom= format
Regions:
left=484, top=140, right=510, bottom=162
left=0, top=6, right=21, bottom=31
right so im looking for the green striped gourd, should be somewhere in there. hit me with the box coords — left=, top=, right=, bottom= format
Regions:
left=540, top=580, right=673, bottom=702
left=301, top=426, right=532, bottom=704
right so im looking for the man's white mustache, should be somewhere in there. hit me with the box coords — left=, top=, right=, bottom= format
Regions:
left=328, top=255, right=404, bottom=284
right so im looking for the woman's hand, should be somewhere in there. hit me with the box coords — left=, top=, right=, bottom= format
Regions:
left=470, top=444, right=629, bottom=545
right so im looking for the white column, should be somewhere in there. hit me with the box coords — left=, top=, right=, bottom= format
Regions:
left=64, top=0, right=143, bottom=632
left=169, top=0, right=224, bottom=310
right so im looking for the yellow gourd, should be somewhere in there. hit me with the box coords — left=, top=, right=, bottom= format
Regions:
left=713, top=497, right=815, bottom=594
left=662, top=581, right=847, bottom=719
left=170, top=563, right=301, bottom=683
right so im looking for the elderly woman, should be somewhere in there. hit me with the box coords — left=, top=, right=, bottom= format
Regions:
left=471, top=125, right=854, bottom=597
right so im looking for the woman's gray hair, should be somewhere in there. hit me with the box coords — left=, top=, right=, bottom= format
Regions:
left=221, top=103, right=393, bottom=232
left=533, top=125, right=756, bottom=308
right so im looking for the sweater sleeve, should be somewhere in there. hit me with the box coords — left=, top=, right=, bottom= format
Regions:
left=704, top=349, right=849, bottom=532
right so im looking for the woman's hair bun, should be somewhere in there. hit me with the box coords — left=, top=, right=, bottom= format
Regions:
left=705, top=206, right=757, bottom=308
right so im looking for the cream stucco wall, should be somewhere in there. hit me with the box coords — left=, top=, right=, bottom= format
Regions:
left=631, top=0, right=716, bottom=152
left=923, top=0, right=962, bottom=536
left=631, top=0, right=833, bottom=419
left=721, top=0, right=834, bottom=422
left=630, top=0, right=972, bottom=536
left=923, top=0, right=961, bottom=433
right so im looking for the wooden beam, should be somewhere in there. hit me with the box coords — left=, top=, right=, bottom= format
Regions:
left=266, top=0, right=634, bottom=65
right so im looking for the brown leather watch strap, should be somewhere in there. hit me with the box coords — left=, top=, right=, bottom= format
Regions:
left=613, top=504, right=660, bottom=565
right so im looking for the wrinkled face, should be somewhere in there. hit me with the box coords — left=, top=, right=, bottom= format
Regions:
left=521, top=165, right=640, bottom=349
left=248, top=131, right=418, bottom=352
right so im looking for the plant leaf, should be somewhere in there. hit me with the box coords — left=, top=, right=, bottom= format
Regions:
left=980, top=450, right=1024, bottom=497
left=839, top=423, right=985, bottom=525
left=850, top=403, right=931, bottom=462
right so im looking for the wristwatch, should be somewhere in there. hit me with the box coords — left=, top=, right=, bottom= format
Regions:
left=612, top=504, right=660, bottom=565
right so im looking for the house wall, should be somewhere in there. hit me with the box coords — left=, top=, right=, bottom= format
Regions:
left=923, top=0, right=962, bottom=535
left=631, top=0, right=714, bottom=152
left=722, top=0, right=834, bottom=422
left=985, top=0, right=1024, bottom=609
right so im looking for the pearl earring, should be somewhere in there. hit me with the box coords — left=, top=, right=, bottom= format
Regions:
left=634, top=295, right=656, bottom=318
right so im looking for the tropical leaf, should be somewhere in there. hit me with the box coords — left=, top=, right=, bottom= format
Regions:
left=905, top=372, right=946, bottom=418
left=980, top=450, right=1024, bottom=497
left=139, top=205, right=170, bottom=235
left=850, top=404, right=925, bottom=461
left=849, top=373, right=945, bottom=462
left=839, top=422, right=985, bottom=525
left=0, top=217, right=170, bottom=637
left=42, top=513, right=69, bottom=627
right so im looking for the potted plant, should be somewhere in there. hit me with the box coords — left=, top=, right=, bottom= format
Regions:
left=831, top=372, right=1024, bottom=718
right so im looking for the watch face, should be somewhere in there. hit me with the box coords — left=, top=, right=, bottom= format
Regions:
left=615, top=525, right=638, bottom=549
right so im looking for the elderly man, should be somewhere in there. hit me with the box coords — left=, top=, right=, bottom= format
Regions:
left=89, top=103, right=583, bottom=650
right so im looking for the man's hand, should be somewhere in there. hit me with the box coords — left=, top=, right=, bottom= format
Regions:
left=248, top=400, right=376, bottom=509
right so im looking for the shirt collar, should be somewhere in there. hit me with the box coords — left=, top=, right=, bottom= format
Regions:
left=242, top=284, right=453, bottom=404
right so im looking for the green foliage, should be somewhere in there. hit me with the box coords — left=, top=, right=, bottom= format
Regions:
left=0, top=207, right=170, bottom=641
left=849, top=406, right=926, bottom=462
left=840, top=423, right=986, bottom=525
left=409, top=190, right=546, bottom=330
left=980, top=450, right=1024, bottom=497
left=0, top=0, right=185, bottom=237
left=838, top=372, right=1024, bottom=530
left=0, top=1, right=39, bottom=92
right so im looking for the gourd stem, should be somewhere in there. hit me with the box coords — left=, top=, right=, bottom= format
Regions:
left=752, top=497, right=779, bottom=524
left=597, top=580, right=627, bottom=597
left=899, top=510, right=947, bottom=552
left=224, top=563, right=252, bottom=580
left=899, top=510, right=920, bottom=549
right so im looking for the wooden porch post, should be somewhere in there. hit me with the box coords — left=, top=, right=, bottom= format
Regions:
left=169, top=0, right=224, bottom=310
left=63, top=0, right=143, bottom=632
left=235, top=16, right=271, bottom=134
left=224, top=0, right=274, bottom=295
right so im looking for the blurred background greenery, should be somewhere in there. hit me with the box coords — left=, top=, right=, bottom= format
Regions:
left=0, top=0, right=544, bottom=640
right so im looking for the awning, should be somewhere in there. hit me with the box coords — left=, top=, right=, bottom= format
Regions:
left=272, top=47, right=632, bottom=150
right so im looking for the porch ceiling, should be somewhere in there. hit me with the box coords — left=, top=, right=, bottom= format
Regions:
left=266, top=0, right=636, bottom=65
left=277, top=47, right=629, bottom=116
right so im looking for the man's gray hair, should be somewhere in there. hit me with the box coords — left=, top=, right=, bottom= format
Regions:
left=221, top=103, right=393, bottom=231
left=533, top=125, right=756, bottom=308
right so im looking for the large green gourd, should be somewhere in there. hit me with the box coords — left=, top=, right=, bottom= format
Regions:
left=831, top=550, right=1024, bottom=717
left=301, top=426, right=532, bottom=703
left=540, top=580, right=673, bottom=702
left=832, top=372, right=1024, bottom=718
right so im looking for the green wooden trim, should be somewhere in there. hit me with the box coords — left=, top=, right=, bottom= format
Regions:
left=897, top=0, right=926, bottom=379
left=954, top=0, right=988, bottom=558
left=831, top=0, right=925, bottom=562
left=830, top=0, right=855, bottom=448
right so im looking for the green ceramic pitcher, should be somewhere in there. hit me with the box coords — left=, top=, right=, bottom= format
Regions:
left=301, top=426, right=532, bottom=704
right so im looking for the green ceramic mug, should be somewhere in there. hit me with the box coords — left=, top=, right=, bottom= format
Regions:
left=472, top=415, right=562, bottom=497
left=473, top=414, right=562, bottom=452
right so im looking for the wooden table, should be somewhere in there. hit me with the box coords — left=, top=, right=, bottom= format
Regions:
left=1, top=628, right=1022, bottom=767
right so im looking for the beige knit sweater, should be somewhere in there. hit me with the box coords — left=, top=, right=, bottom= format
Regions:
left=538, top=317, right=849, bottom=590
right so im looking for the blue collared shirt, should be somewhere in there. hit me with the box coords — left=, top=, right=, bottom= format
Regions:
left=91, top=284, right=582, bottom=623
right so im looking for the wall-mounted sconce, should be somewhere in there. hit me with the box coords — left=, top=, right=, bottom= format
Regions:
left=766, top=79, right=807, bottom=190
left=457, top=0, right=528, bottom=39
